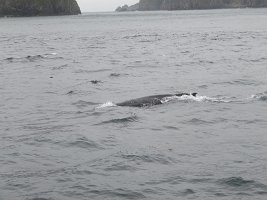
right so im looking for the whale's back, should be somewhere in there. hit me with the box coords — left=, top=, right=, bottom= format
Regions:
left=117, top=94, right=172, bottom=107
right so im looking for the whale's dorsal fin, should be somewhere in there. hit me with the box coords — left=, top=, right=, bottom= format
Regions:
left=191, top=93, right=197, bottom=97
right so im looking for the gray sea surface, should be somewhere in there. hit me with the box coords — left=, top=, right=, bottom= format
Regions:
left=1, top=8, right=267, bottom=200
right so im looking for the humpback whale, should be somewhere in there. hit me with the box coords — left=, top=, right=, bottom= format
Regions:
left=117, top=93, right=197, bottom=107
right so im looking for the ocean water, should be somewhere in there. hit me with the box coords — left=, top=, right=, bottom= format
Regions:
left=1, top=8, right=267, bottom=200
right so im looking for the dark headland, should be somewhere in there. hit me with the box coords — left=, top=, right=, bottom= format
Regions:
left=0, top=0, right=81, bottom=17
left=116, top=0, right=267, bottom=11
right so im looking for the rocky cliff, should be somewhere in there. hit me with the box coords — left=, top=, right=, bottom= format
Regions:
left=116, top=3, right=139, bottom=12
left=0, top=0, right=81, bottom=16
left=138, top=0, right=267, bottom=10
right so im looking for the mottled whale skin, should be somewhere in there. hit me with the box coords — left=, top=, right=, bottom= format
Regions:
left=117, top=93, right=197, bottom=107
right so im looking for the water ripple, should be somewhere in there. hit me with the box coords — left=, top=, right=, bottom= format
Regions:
left=218, top=177, right=263, bottom=188
left=181, top=188, right=196, bottom=196
left=27, top=198, right=50, bottom=200
left=120, top=153, right=175, bottom=165
left=104, top=162, right=138, bottom=172
left=145, top=176, right=185, bottom=185
left=95, top=116, right=138, bottom=125
left=67, top=137, right=102, bottom=150
left=185, top=118, right=213, bottom=125
left=3, top=53, right=60, bottom=63
left=89, top=189, right=146, bottom=199
left=72, top=100, right=99, bottom=108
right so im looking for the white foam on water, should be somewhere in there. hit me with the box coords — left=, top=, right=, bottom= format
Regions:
left=162, top=95, right=233, bottom=104
left=96, top=101, right=117, bottom=109
left=44, top=52, right=58, bottom=57
left=175, top=93, right=267, bottom=104
left=188, top=95, right=232, bottom=103
left=160, top=96, right=178, bottom=103
left=249, top=94, right=258, bottom=100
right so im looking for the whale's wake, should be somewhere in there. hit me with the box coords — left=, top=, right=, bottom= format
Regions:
left=173, top=95, right=234, bottom=103
left=162, top=93, right=267, bottom=104
left=159, top=94, right=236, bottom=104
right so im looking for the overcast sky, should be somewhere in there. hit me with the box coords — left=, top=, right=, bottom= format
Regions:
left=76, top=0, right=138, bottom=12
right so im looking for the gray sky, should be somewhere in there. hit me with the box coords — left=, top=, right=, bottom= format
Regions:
left=76, top=0, right=138, bottom=12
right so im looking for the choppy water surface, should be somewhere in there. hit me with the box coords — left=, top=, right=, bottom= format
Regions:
left=1, top=9, right=267, bottom=200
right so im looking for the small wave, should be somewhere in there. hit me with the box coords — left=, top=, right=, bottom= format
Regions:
left=239, top=57, right=267, bottom=63
left=68, top=138, right=101, bottom=150
left=218, top=177, right=254, bottom=187
left=87, top=45, right=106, bottom=49
left=96, top=116, right=138, bottom=125
left=52, top=64, right=69, bottom=70
left=91, top=80, right=103, bottom=84
left=89, top=189, right=145, bottom=199
left=74, top=68, right=111, bottom=74
left=217, top=177, right=267, bottom=190
left=123, top=33, right=160, bottom=39
left=146, top=175, right=185, bottom=185
left=3, top=53, right=59, bottom=62
left=109, top=73, right=121, bottom=77
left=4, top=57, right=16, bottom=61
left=139, top=40, right=154, bottom=43
left=214, top=79, right=263, bottom=86
left=255, top=191, right=267, bottom=195
left=72, top=100, right=99, bottom=108
left=104, top=162, right=138, bottom=172
left=186, top=118, right=213, bottom=125
left=250, top=92, right=267, bottom=101
left=4, top=55, right=44, bottom=62
left=27, top=55, right=45, bottom=60
left=163, top=125, right=179, bottom=130
left=181, top=189, right=195, bottom=196
left=120, top=153, right=174, bottom=165
left=67, top=90, right=75, bottom=95
left=236, top=119, right=264, bottom=124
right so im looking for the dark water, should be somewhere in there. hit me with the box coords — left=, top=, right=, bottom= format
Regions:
left=1, top=9, right=267, bottom=200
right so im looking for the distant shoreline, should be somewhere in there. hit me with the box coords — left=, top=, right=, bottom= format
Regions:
left=116, top=0, right=267, bottom=12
